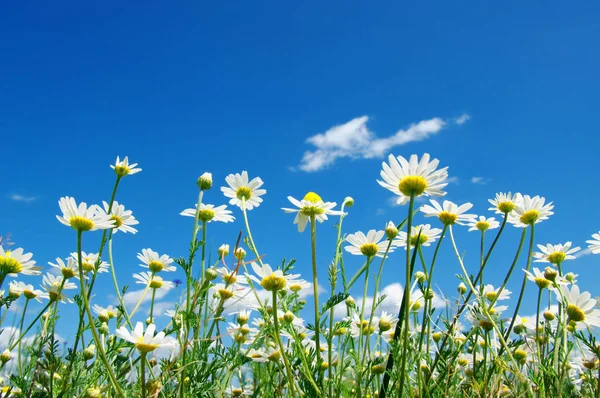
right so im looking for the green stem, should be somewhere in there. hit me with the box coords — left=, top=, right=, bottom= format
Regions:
left=149, top=288, right=157, bottom=323
left=141, top=351, right=147, bottom=397
left=535, top=288, right=543, bottom=365
left=272, top=290, right=297, bottom=397
left=309, top=213, right=322, bottom=385
left=357, top=255, right=374, bottom=394
left=108, top=232, right=133, bottom=328
left=17, top=298, right=29, bottom=375
left=9, top=301, right=52, bottom=351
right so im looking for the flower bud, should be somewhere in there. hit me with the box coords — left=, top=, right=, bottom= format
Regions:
left=197, top=172, right=213, bottom=191
left=414, top=271, right=426, bottom=283
left=1, top=349, right=11, bottom=364
left=283, top=311, right=295, bottom=324
left=234, top=248, right=246, bottom=261
left=218, top=244, right=230, bottom=258
left=423, top=289, right=434, bottom=300
left=99, top=322, right=109, bottom=335
left=346, top=296, right=355, bottom=307
left=432, top=332, right=442, bottom=343
left=205, top=268, right=218, bottom=281
left=98, top=311, right=110, bottom=323
left=83, top=345, right=96, bottom=360
left=544, top=267, right=557, bottom=282
left=85, top=387, right=102, bottom=398
left=385, top=222, right=398, bottom=240
left=543, top=311, right=555, bottom=321
left=457, top=283, right=467, bottom=295
left=343, top=197, right=354, bottom=207
left=565, top=272, right=576, bottom=283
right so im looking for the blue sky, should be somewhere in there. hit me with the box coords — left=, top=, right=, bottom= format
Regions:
left=1, top=2, right=599, bottom=341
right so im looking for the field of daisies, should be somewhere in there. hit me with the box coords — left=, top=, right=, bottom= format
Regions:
left=1, top=154, right=600, bottom=397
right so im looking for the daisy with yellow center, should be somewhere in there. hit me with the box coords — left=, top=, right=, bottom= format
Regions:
left=110, top=156, right=141, bottom=177
left=556, top=285, right=600, bottom=329
left=247, top=262, right=300, bottom=292
left=92, top=304, right=118, bottom=322
left=48, top=257, right=80, bottom=280
left=508, top=195, right=554, bottom=228
left=534, top=242, right=580, bottom=265
left=8, top=281, right=48, bottom=302
left=70, top=252, right=109, bottom=274
left=0, top=247, right=40, bottom=277
left=116, top=322, right=173, bottom=353
left=378, top=153, right=448, bottom=205
left=393, top=224, right=443, bottom=249
left=56, top=197, right=115, bottom=232
left=467, top=216, right=500, bottom=232
left=133, top=272, right=174, bottom=290
left=282, top=192, right=343, bottom=232
left=180, top=203, right=235, bottom=223
left=101, top=201, right=139, bottom=234
left=482, top=284, right=511, bottom=302
left=488, top=192, right=522, bottom=214
left=41, top=273, right=77, bottom=303
left=137, top=248, right=176, bottom=273
left=420, top=199, right=476, bottom=226
left=221, top=171, right=266, bottom=211
left=344, top=230, right=394, bottom=258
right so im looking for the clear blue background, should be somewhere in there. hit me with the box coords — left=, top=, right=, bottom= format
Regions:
left=1, top=1, right=599, bottom=342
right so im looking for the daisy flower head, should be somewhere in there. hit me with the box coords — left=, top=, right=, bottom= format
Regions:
left=56, top=197, right=115, bottom=232
left=133, top=272, right=174, bottom=290
left=197, top=172, right=213, bottom=191
left=221, top=171, right=266, bottom=211
left=344, top=230, right=394, bottom=258
left=393, top=224, right=443, bottom=249
left=102, top=201, right=138, bottom=234
left=482, top=285, right=511, bottom=302
left=41, top=273, right=77, bottom=303
left=92, top=304, right=118, bottom=322
left=137, top=248, right=176, bottom=273
left=508, top=195, right=554, bottom=228
left=488, top=192, right=523, bottom=215
left=420, top=199, right=476, bottom=226
left=116, top=322, right=172, bottom=353
left=49, top=257, right=80, bottom=280
left=248, top=262, right=300, bottom=292
left=534, top=242, right=580, bottom=265
left=0, top=246, right=40, bottom=277
left=110, top=156, right=141, bottom=177
left=8, top=281, right=48, bottom=302
left=556, top=285, right=600, bottom=329
left=378, top=311, right=398, bottom=333
left=282, top=192, right=343, bottom=232
left=70, top=252, right=109, bottom=274
left=468, top=216, right=500, bottom=232
left=377, top=153, right=448, bottom=205
left=586, top=232, right=600, bottom=255
left=180, top=203, right=234, bottom=223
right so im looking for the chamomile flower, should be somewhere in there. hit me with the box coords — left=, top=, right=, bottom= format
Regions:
left=467, top=216, right=501, bottom=232
left=556, top=285, right=600, bottom=329
left=508, top=195, right=554, bottom=228
left=350, top=313, right=379, bottom=337
left=420, top=200, right=476, bottom=226
left=180, top=203, right=235, bottom=223
left=41, top=274, right=77, bottom=303
left=377, top=153, right=448, bottom=205
left=393, top=224, right=443, bottom=249
left=288, top=279, right=313, bottom=294
left=511, top=315, right=535, bottom=334
left=48, top=257, right=80, bottom=279
left=110, top=156, right=141, bottom=177
left=248, top=262, right=300, bottom=292
left=482, top=285, right=511, bottom=302
left=534, top=242, right=580, bottom=265
left=344, top=230, right=394, bottom=258
left=0, top=246, right=40, bottom=277
left=92, top=304, right=118, bottom=321
left=133, top=272, right=174, bottom=290
left=488, top=192, right=522, bottom=215
left=70, top=252, right=109, bottom=274
left=282, top=192, right=343, bottom=233
left=587, top=232, right=600, bottom=254
left=116, top=322, right=173, bottom=353
left=102, top=201, right=139, bottom=234
left=137, top=249, right=176, bottom=273
left=8, top=281, right=48, bottom=302
left=377, top=311, right=398, bottom=333
left=221, top=171, right=266, bottom=211
left=56, top=197, right=115, bottom=232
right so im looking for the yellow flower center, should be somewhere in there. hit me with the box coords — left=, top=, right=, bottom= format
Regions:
left=519, top=210, right=540, bottom=225
left=267, top=350, right=281, bottom=362
left=410, top=234, right=429, bottom=246
left=398, top=176, right=428, bottom=197
left=197, top=209, right=215, bottom=222
left=485, top=292, right=498, bottom=302
left=260, top=274, right=287, bottom=291
left=458, top=358, right=469, bottom=367
left=303, top=192, right=323, bottom=203
left=438, top=211, right=458, bottom=225
left=372, top=364, right=386, bottom=374
left=114, top=165, right=131, bottom=177
left=69, top=216, right=94, bottom=231
left=223, top=273, right=237, bottom=284
left=0, top=253, right=22, bottom=274
left=567, top=304, right=585, bottom=323
left=479, top=319, right=494, bottom=331
left=289, top=283, right=303, bottom=292
left=148, top=261, right=164, bottom=273
left=236, top=187, right=252, bottom=201
left=110, top=215, right=123, bottom=228
left=61, top=267, right=76, bottom=279
left=476, top=221, right=490, bottom=232
left=219, top=288, right=234, bottom=300
left=82, top=261, right=95, bottom=272
left=232, top=388, right=243, bottom=396
left=360, top=243, right=379, bottom=257
left=497, top=201, right=516, bottom=213
left=547, top=251, right=566, bottom=265
left=359, top=320, right=375, bottom=334
left=378, top=319, right=392, bottom=332
left=514, top=349, right=527, bottom=362
left=149, top=277, right=163, bottom=289
left=410, top=300, right=422, bottom=311
left=135, top=337, right=159, bottom=353
left=534, top=277, right=551, bottom=289
left=23, top=289, right=37, bottom=300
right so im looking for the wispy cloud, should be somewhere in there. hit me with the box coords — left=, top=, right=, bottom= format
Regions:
left=122, top=286, right=173, bottom=310
left=455, top=114, right=471, bottom=125
left=471, top=176, right=489, bottom=184
left=575, top=247, right=593, bottom=258
left=10, top=194, right=37, bottom=203
left=297, top=115, right=469, bottom=172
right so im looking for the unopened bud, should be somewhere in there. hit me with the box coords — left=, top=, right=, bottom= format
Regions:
left=544, top=267, right=557, bottom=282
left=205, top=268, right=218, bottom=281
left=457, top=283, right=467, bottom=295
left=543, top=311, right=555, bottom=321
left=283, top=311, right=295, bottom=323
left=99, top=322, right=109, bottom=335
left=385, top=222, right=398, bottom=240
left=83, top=345, right=96, bottom=360
left=565, top=272, right=576, bottom=283
left=414, top=271, right=426, bottom=283
left=234, top=248, right=246, bottom=261
left=0, top=349, right=11, bottom=364
left=343, top=197, right=354, bottom=207
left=218, top=244, right=230, bottom=258
left=197, top=172, right=213, bottom=191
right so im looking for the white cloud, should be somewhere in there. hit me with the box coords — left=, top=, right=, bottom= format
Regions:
left=446, top=176, right=459, bottom=185
left=471, top=177, right=487, bottom=184
left=455, top=114, right=471, bottom=125
left=298, top=116, right=450, bottom=172
left=122, top=286, right=174, bottom=310
left=575, top=247, right=593, bottom=258
left=150, top=301, right=177, bottom=318
left=375, top=208, right=386, bottom=216
left=10, top=194, right=37, bottom=203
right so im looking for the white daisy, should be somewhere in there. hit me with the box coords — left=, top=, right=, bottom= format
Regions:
left=8, top=281, right=48, bottom=302
left=56, top=197, right=115, bottom=232
left=247, top=262, right=300, bottom=292
left=556, top=285, right=600, bottom=329
left=420, top=199, right=476, bottom=226
left=377, top=153, right=448, bottom=205
left=41, top=273, right=77, bottom=303
left=48, top=257, right=80, bottom=280
left=92, top=304, right=118, bottom=320
left=524, top=267, right=568, bottom=290
left=0, top=247, right=40, bottom=277
left=350, top=313, right=379, bottom=338
left=180, top=203, right=235, bottom=223
left=488, top=192, right=522, bottom=215
left=110, top=156, right=141, bottom=177
left=70, top=252, right=109, bottom=274
left=482, top=285, right=511, bottom=302
left=393, top=224, right=443, bottom=249
left=102, top=201, right=139, bottom=234
left=587, top=232, right=600, bottom=254
left=508, top=195, right=554, bottom=228
left=116, top=322, right=173, bottom=353
left=133, top=272, right=174, bottom=289
left=246, top=347, right=281, bottom=363
left=137, top=249, right=176, bottom=273
left=467, top=216, right=501, bottom=232
left=282, top=192, right=343, bottom=232
left=377, top=311, right=398, bottom=333
left=221, top=171, right=266, bottom=211
left=344, top=230, right=393, bottom=258
left=534, top=242, right=580, bottom=265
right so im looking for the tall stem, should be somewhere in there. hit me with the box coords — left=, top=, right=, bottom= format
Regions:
left=272, top=290, right=297, bottom=397
left=140, top=351, right=147, bottom=397
left=309, top=213, right=322, bottom=383
left=17, top=298, right=29, bottom=375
